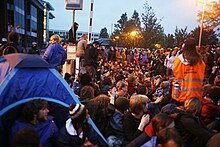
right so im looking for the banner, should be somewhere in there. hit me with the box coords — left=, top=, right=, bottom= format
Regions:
left=65, top=0, right=83, bottom=10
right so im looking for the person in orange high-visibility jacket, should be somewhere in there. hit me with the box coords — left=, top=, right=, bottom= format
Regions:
left=172, top=37, right=206, bottom=104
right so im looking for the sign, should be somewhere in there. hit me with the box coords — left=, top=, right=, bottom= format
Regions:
left=65, top=0, right=83, bottom=10
left=67, top=45, right=76, bottom=59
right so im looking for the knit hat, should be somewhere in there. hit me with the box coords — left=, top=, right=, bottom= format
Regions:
left=115, top=97, right=129, bottom=112
left=161, top=103, right=177, bottom=115
left=69, top=104, right=85, bottom=119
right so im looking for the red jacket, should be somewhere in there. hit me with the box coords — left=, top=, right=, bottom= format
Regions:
left=201, top=98, right=220, bottom=124
left=144, top=122, right=154, bottom=137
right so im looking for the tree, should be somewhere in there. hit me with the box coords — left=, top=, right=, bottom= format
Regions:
left=198, top=1, right=220, bottom=37
left=164, top=33, right=175, bottom=48
left=130, top=10, right=142, bottom=30
left=190, top=26, right=218, bottom=46
left=111, top=11, right=142, bottom=48
left=174, top=26, right=190, bottom=47
left=114, top=13, right=128, bottom=34
left=99, top=27, right=109, bottom=38
left=125, top=10, right=142, bottom=48
left=111, top=13, right=129, bottom=47
left=141, top=2, right=165, bottom=48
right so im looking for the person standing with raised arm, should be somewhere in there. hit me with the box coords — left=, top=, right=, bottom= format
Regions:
left=172, top=37, right=205, bottom=106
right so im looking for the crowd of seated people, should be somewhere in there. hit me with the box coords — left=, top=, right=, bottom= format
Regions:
left=1, top=34, right=220, bottom=147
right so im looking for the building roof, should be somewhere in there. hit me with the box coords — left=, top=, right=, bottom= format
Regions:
left=33, top=0, right=44, bottom=11
left=42, top=1, right=55, bottom=11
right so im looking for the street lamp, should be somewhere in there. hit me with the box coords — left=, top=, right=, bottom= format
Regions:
left=115, top=36, right=119, bottom=46
left=115, top=36, right=119, bottom=39
left=130, top=30, right=138, bottom=48
left=196, top=0, right=216, bottom=47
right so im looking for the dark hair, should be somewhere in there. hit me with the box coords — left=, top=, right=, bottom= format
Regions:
left=12, top=128, right=40, bottom=147
left=102, top=77, right=112, bottom=85
left=21, top=99, right=48, bottom=122
left=168, top=49, right=173, bottom=58
left=91, top=94, right=110, bottom=109
left=115, top=97, right=129, bottom=113
left=80, top=73, right=92, bottom=86
left=64, top=73, right=72, bottom=81
left=8, top=32, right=20, bottom=43
left=136, top=85, right=148, bottom=95
left=151, top=113, right=174, bottom=134
left=157, top=128, right=183, bottom=147
left=93, top=41, right=100, bottom=46
left=182, top=37, right=202, bottom=65
left=209, top=86, right=220, bottom=105
left=80, top=85, right=95, bottom=101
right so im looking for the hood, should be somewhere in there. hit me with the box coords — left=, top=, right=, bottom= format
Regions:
left=178, top=54, right=190, bottom=65
left=65, top=118, right=83, bottom=138
left=110, top=112, right=123, bottom=132
left=51, top=43, right=65, bottom=54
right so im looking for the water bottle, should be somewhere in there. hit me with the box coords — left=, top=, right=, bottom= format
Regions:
left=174, top=83, right=180, bottom=98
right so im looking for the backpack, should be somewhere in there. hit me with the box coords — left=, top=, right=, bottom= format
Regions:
left=0, top=43, right=19, bottom=56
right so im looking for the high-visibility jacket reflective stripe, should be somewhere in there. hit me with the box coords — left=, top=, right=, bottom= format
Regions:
left=177, top=78, right=204, bottom=83
left=181, top=88, right=204, bottom=92
left=172, top=55, right=205, bottom=102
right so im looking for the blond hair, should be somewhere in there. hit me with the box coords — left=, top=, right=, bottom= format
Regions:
left=130, top=94, right=148, bottom=114
left=80, top=34, right=88, bottom=40
left=184, top=97, right=202, bottom=115
left=116, top=81, right=127, bottom=90
left=50, top=34, right=62, bottom=44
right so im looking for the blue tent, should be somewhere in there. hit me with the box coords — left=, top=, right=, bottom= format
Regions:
left=0, top=54, right=107, bottom=146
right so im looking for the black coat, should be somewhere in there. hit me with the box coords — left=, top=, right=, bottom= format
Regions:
left=57, top=123, right=107, bottom=147
left=123, top=111, right=142, bottom=142
left=175, top=110, right=213, bottom=146
left=57, top=126, right=84, bottom=147
left=84, top=45, right=98, bottom=69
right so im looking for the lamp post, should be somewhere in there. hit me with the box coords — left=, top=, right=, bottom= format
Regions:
left=131, top=30, right=138, bottom=48
left=196, top=0, right=216, bottom=47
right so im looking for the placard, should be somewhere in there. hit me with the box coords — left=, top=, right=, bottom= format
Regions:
left=67, top=45, right=76, bottom=60
left=65, top=0, right=83, bottom=10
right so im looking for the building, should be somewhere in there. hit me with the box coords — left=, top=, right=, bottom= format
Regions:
left=49, top=29, right=100, bottom=43
left=0, top=0, right=54, bottom=48
left=43, top=1, right=55, bottom=43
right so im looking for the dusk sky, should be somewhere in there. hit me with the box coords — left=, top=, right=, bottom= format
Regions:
left=46, top=0, right=202, bottom=34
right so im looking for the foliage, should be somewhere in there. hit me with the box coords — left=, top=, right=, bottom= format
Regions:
left=190, top=26, right=218, bottom=46
left=114, top=13, right=128, bottom=34
left=164, top=34, right=175, bottom=48
left=197, top=1, right=220, bottom=37
left=174, top=27, right=190, bottom=47
left=99, top=27, right=109, bottom=38
left=141, top=2, right=165, bottom=48
left=111, top=2, right=165, bottom=48
left=110, top=1, right=219, bottom=48
left=111, top=11, right=142, bottom=48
